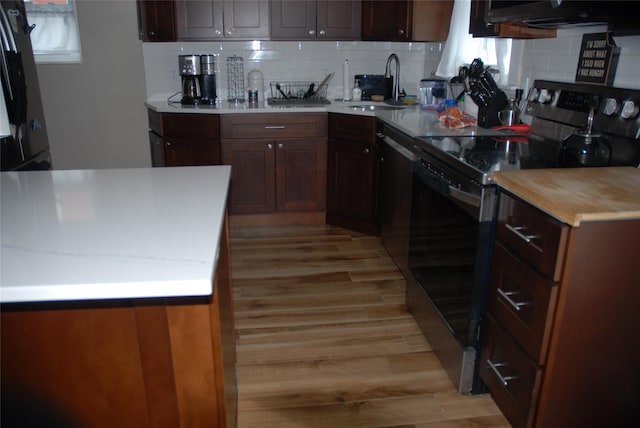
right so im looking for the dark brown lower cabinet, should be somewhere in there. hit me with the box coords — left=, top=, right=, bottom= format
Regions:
left=326, top=113, right=378, bottom=235
left=148, top=110, right=221, bottom=167
left=376, top=127, right=415, bottom=277
left=222, top=138, right=326, bottom=214
left=481, top=190, right=640, bottom=428
left=221, top=113, right=327, bottom=216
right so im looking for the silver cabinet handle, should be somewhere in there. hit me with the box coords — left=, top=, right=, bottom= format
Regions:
left=319, top=29, right=326, bottom=35
left=278, top=143, right=284, bottom=149
left=363, top=147, right=370, bottom=154
left=486, top=359, right=518, bottom=386
left=497, top=288, right=531, bottom=312
left=308, top=29, right=315, bottom=35
left=165, top=142, right=171, bottom=147
left=225, top=29, right=233, bottom=36
left=505, top=223, right=538, bottom=243
left=214, top=29, right=222, bottom=36
left=398, top=29, right=405, bottom=36
left=267, top=143, right=273, bottom=150
left=264, top=125, right=286, bottom=129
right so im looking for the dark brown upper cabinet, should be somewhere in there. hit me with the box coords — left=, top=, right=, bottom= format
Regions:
left=271, top=1, right=361, bottom=40
left=469, top=0, right=556, bottom=39
left=361, top=0, right=453, bottom=42
left=137, top=0, right=176, bottom=42
left=175, top=0, right=269, bottom=40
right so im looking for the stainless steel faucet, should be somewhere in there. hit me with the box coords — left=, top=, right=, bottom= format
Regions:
left=385, top=53, right=401, bottom=104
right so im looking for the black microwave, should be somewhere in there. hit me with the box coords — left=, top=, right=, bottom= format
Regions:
left=485, top=0, right=609, bottom=28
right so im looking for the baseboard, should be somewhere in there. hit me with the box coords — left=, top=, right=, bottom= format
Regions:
left=229, top=211, right=326, bottom=227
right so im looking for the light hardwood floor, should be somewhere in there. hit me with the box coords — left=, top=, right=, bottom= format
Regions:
left=230, top=224, right=510, bottom=428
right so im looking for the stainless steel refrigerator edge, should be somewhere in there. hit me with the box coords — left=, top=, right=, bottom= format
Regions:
left=1, top=0, right=50, bottom=171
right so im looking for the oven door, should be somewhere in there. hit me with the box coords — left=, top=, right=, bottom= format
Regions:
left=408, top=157, right=496, bottom=349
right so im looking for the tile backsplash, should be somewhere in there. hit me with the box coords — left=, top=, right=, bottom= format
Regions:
left=509, top=29, right=640, bottom=91
left=143, top=40, right=444, bottom=102
left=143, top=31, right=640, bottom=104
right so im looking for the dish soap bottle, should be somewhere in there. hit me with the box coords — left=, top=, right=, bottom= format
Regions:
left=352, top=80, right=361, bottom=102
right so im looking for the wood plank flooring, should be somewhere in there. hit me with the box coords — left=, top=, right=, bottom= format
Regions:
left=230, top=224, right=510, bottom=428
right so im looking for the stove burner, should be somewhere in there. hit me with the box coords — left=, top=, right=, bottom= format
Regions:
left=464, top=150, right=500, bottom=171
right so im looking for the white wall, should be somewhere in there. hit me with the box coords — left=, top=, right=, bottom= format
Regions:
left=509, top=27, right=640, bottom=92
left=36, top=0, right=150, bottom=170
left=143, top=40, right=444, bottom=102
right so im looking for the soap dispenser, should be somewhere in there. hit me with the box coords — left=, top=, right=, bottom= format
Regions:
left=352, top=80, right=361, bottom=102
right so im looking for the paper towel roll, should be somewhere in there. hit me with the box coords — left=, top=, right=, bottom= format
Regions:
left=343, top=60, right=351, bottom=101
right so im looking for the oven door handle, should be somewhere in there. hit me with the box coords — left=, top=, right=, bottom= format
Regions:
left=448, top=185, right=481, bottom=208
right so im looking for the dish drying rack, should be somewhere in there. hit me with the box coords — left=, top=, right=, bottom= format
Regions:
left=267, top=80, right=331, bottom=105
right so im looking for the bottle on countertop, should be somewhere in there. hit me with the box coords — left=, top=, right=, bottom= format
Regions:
left=247, top=69, right=264, bottom=103
left=352, top=80, right=361, bottom=102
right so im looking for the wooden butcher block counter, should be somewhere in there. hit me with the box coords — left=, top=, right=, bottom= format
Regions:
left=492, top=166, right=640, bottom=226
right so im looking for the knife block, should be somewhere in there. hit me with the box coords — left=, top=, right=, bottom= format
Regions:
left=477, top=91, right=509, bottom=128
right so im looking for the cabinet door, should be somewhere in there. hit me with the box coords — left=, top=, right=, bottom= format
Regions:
left=317, top=0, right=361, bottom=40
left=412, top=0, right=453, bottom=41
left=361, top=0, right=411, bottom=41
left=137, top=0, right=176, bottom=41
left=276, top=139, right=327, bottom=212
left=164, top=137, right=221, bottom=166
left=223, top=0, right=269, bottom=39
left=469, top=0, right=556, bottom=39
left=149, top=131, right=165, bottom=167
left=175, top=0, right=224, bottom=39
left=222, top=140, right=276, bottom=214
left=327, top=138, right=377, bottom=233
left=270, top=0, right=316, bottom=39
left=377, top=137, right=413, bottom=277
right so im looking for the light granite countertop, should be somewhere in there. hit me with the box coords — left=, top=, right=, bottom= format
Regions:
left=145, top=99, right=510, bottom=139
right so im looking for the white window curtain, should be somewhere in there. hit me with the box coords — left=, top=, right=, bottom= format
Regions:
left=436, top=0, right=512, bottom=84
left=24, top=0, right=82, bottom=63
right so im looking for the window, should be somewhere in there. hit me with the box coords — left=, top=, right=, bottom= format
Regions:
left=436, top=0, right=512, bottom=85
left=24, top=0, right=82, bottom=63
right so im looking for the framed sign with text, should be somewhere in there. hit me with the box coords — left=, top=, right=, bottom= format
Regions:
left=575, top=32, right=620, bottom=86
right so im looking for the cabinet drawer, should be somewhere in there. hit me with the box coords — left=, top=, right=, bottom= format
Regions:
left=479, top=316, right=543, bottom=428
left=496, top=191, right=568, bottom=281
left=162, top=113, right=220, bottom=138
left=328, top=113, right=376, bottom=144
left=221, top=113, right=327, bottom=140
left=148, top=110, right=221, bottom=138
left=487, top=243, right=557, bottom=364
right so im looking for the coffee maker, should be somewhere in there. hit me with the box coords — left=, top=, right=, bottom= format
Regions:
left=179, top=55, right=201, bottom=104
left=199, top=54, right=217, bottom=105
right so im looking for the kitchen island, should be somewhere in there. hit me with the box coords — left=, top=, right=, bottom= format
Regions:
left=0, top=166, right=236, bottom=427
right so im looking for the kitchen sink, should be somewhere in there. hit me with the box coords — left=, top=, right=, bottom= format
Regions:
left=349, top=104, right=406, bottom=111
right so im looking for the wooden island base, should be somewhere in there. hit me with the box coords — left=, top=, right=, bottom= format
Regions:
left=1, top=222, right=236, bottom=428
